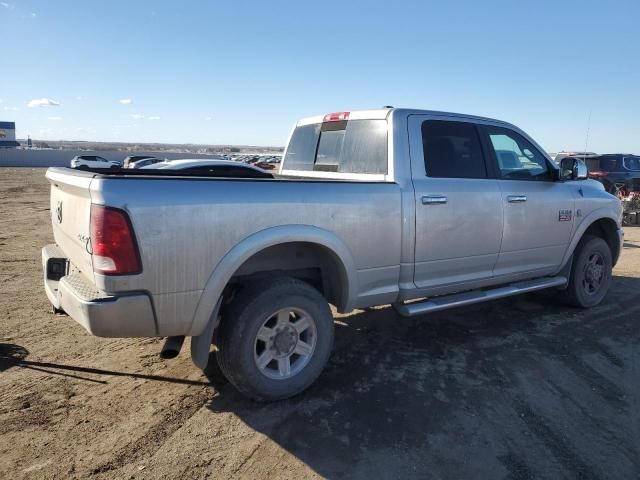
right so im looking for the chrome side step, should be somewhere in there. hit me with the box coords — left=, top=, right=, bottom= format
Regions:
left=393, top=276, right=567, bottom=317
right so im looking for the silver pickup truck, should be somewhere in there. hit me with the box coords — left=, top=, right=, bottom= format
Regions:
left=42, top=108, right=623, bottom=400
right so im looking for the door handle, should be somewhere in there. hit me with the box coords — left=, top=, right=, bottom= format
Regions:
left=422, top=195, right=447, bottom=205
left=507, top=195, right=527, bottom=203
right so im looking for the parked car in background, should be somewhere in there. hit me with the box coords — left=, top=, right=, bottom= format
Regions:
left=140, top=158, right=273, bottom=177
left=128, top=157, right=162, bottom=169
left=553, top=151, right=598, bottom=164
left=44, top=108, right=622, bottom=401
left=255, top=160, right=277, bottom=170
left=123, top=155, right=158, bottom=168
left=578, top=154, right=640, bottom=199
left=70, top=155, right=120, bottom=170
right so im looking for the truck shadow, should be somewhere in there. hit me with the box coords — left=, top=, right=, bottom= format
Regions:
left=203, top=274, right=640, bottom=479
left=0, top=343, right=29, bottom=372
left=0, top=343, right=211, bottom=386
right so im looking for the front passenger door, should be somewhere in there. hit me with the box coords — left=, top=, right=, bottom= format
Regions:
left=482, top=125, right=575, bottom=277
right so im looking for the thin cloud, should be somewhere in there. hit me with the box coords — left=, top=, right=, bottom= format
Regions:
left=4, top=106, right=19, bottom=111
left=119, top=98, right=132, bottom=105
left=28, top=98, right=60, bottom=108
left=0, top=2, right=10, bottom=8
left=204, top=116, right=212, bottom=121
left=129, top=113, right=160, bottom=120
left=48, top=116, right=63, bottom=121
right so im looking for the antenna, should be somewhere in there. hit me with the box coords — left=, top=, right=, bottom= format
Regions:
left=584, top=110, right=592, bottom=154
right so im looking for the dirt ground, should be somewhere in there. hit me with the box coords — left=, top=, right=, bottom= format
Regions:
left=1, top=167, right=639, bottom=479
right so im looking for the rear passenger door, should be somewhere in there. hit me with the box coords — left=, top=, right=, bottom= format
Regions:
left=480, top=125, right=574, bottom=277
left=409, top=116, right=503, bottom=290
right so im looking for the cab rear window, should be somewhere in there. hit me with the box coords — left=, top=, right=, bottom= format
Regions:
left=283, top=119, right=387, bottom=175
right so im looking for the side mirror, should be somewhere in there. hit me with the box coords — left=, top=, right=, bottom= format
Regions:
left=559, top=157, right=588, bottom=181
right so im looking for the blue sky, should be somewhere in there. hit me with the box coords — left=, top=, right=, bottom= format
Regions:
left=0, top=0, right=638, bottom=152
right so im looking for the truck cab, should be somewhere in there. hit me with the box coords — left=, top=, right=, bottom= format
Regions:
left=283, top=109, right=622, bottom=300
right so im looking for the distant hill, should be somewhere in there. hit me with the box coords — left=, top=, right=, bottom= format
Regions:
left=15, top=139, right=283, bottom=155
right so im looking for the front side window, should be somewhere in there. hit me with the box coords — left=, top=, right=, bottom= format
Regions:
left=421, top=120, right=487, bottom=178
left=485, top=126, right=550, bottom=180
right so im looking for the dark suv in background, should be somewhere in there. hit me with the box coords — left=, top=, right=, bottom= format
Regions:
left=571, top=154, right=640, bottom=199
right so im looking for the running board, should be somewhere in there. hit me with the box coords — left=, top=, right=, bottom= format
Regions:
left=393, top=276, right=567, bottom=317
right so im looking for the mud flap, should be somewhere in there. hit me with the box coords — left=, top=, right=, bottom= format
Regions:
left=556, top=255, right=573, bottom=290
left=190, top=296, right=222, bottom=370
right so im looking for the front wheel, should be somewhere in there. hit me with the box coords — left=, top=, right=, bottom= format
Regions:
left=216, top=277, right=334, bottom=401
left=559, top=235, right=612, bottom=308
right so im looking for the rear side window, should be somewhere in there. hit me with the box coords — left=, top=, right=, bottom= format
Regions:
left=585, top=158, right=601, bottom=172
left=421, top=120, right=487, bottom=178
left=283, top=119, right=387, bottom=175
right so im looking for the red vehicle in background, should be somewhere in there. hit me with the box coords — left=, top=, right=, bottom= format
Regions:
left=245, top=156, right=281, bottom=171
left=571, top=154, right=640, bottom=200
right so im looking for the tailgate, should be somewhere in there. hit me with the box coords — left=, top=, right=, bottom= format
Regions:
left=46, top=168, right=94, bottom=280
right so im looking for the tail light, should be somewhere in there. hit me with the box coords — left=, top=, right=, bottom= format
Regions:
left=90, top=205, right=141, bottom=275
left=323, top=111, right=350, bottom=122
left=588, top=171, right=608, bottom=178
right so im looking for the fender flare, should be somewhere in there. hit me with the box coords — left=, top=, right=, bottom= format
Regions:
left=187, top=224, right=358, bottom=336
left=558, top=206, right=621, bottom=270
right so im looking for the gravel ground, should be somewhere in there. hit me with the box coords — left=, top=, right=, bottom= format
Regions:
left=0, top=168, right=639, bottom=479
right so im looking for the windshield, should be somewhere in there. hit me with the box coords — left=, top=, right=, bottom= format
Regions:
left=623, top=156, right=640, bottom=171
left=283, top=119, right=388, bottom=175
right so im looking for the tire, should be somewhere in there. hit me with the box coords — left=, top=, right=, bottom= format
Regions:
left=216, top=277, right=334, bottom=401
left=559, top=234, right=612, bottom=308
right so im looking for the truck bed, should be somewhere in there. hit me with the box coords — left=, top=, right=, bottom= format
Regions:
left=45, top=166, right=404, bottom=337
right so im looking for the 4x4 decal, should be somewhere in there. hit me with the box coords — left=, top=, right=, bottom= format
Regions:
left=559, top=209, right=572, bottom=222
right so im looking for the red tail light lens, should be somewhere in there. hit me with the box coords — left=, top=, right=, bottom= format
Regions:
left=323, top=111, right=350, bottom=122
left=90, top=205, right=141, bottom=275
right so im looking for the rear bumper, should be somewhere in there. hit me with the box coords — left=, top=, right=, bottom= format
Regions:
left=42, top=244, right=157, bottom=337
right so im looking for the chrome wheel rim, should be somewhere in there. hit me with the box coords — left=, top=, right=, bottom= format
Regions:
left=253, top=307, right=317, bottom=380
left=582, top=252, right=605, bottom=295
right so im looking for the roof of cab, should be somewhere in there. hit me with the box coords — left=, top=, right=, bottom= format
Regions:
left=295, top=107, right=516, bottom=129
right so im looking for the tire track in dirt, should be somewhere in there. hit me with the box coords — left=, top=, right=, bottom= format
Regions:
left=512, top=398, right=601, bottom=480
left=90, top=387, right=215, bottom=476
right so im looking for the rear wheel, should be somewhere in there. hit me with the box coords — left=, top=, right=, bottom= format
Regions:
left=559, top=235, right=612, bottom=308
left=216, top=277, right=334, bottom=401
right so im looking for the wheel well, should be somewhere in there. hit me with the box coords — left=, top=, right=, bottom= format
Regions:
left=226, top=242, right=348, bottom=310
left=583, top=218, right=620, bottom=265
